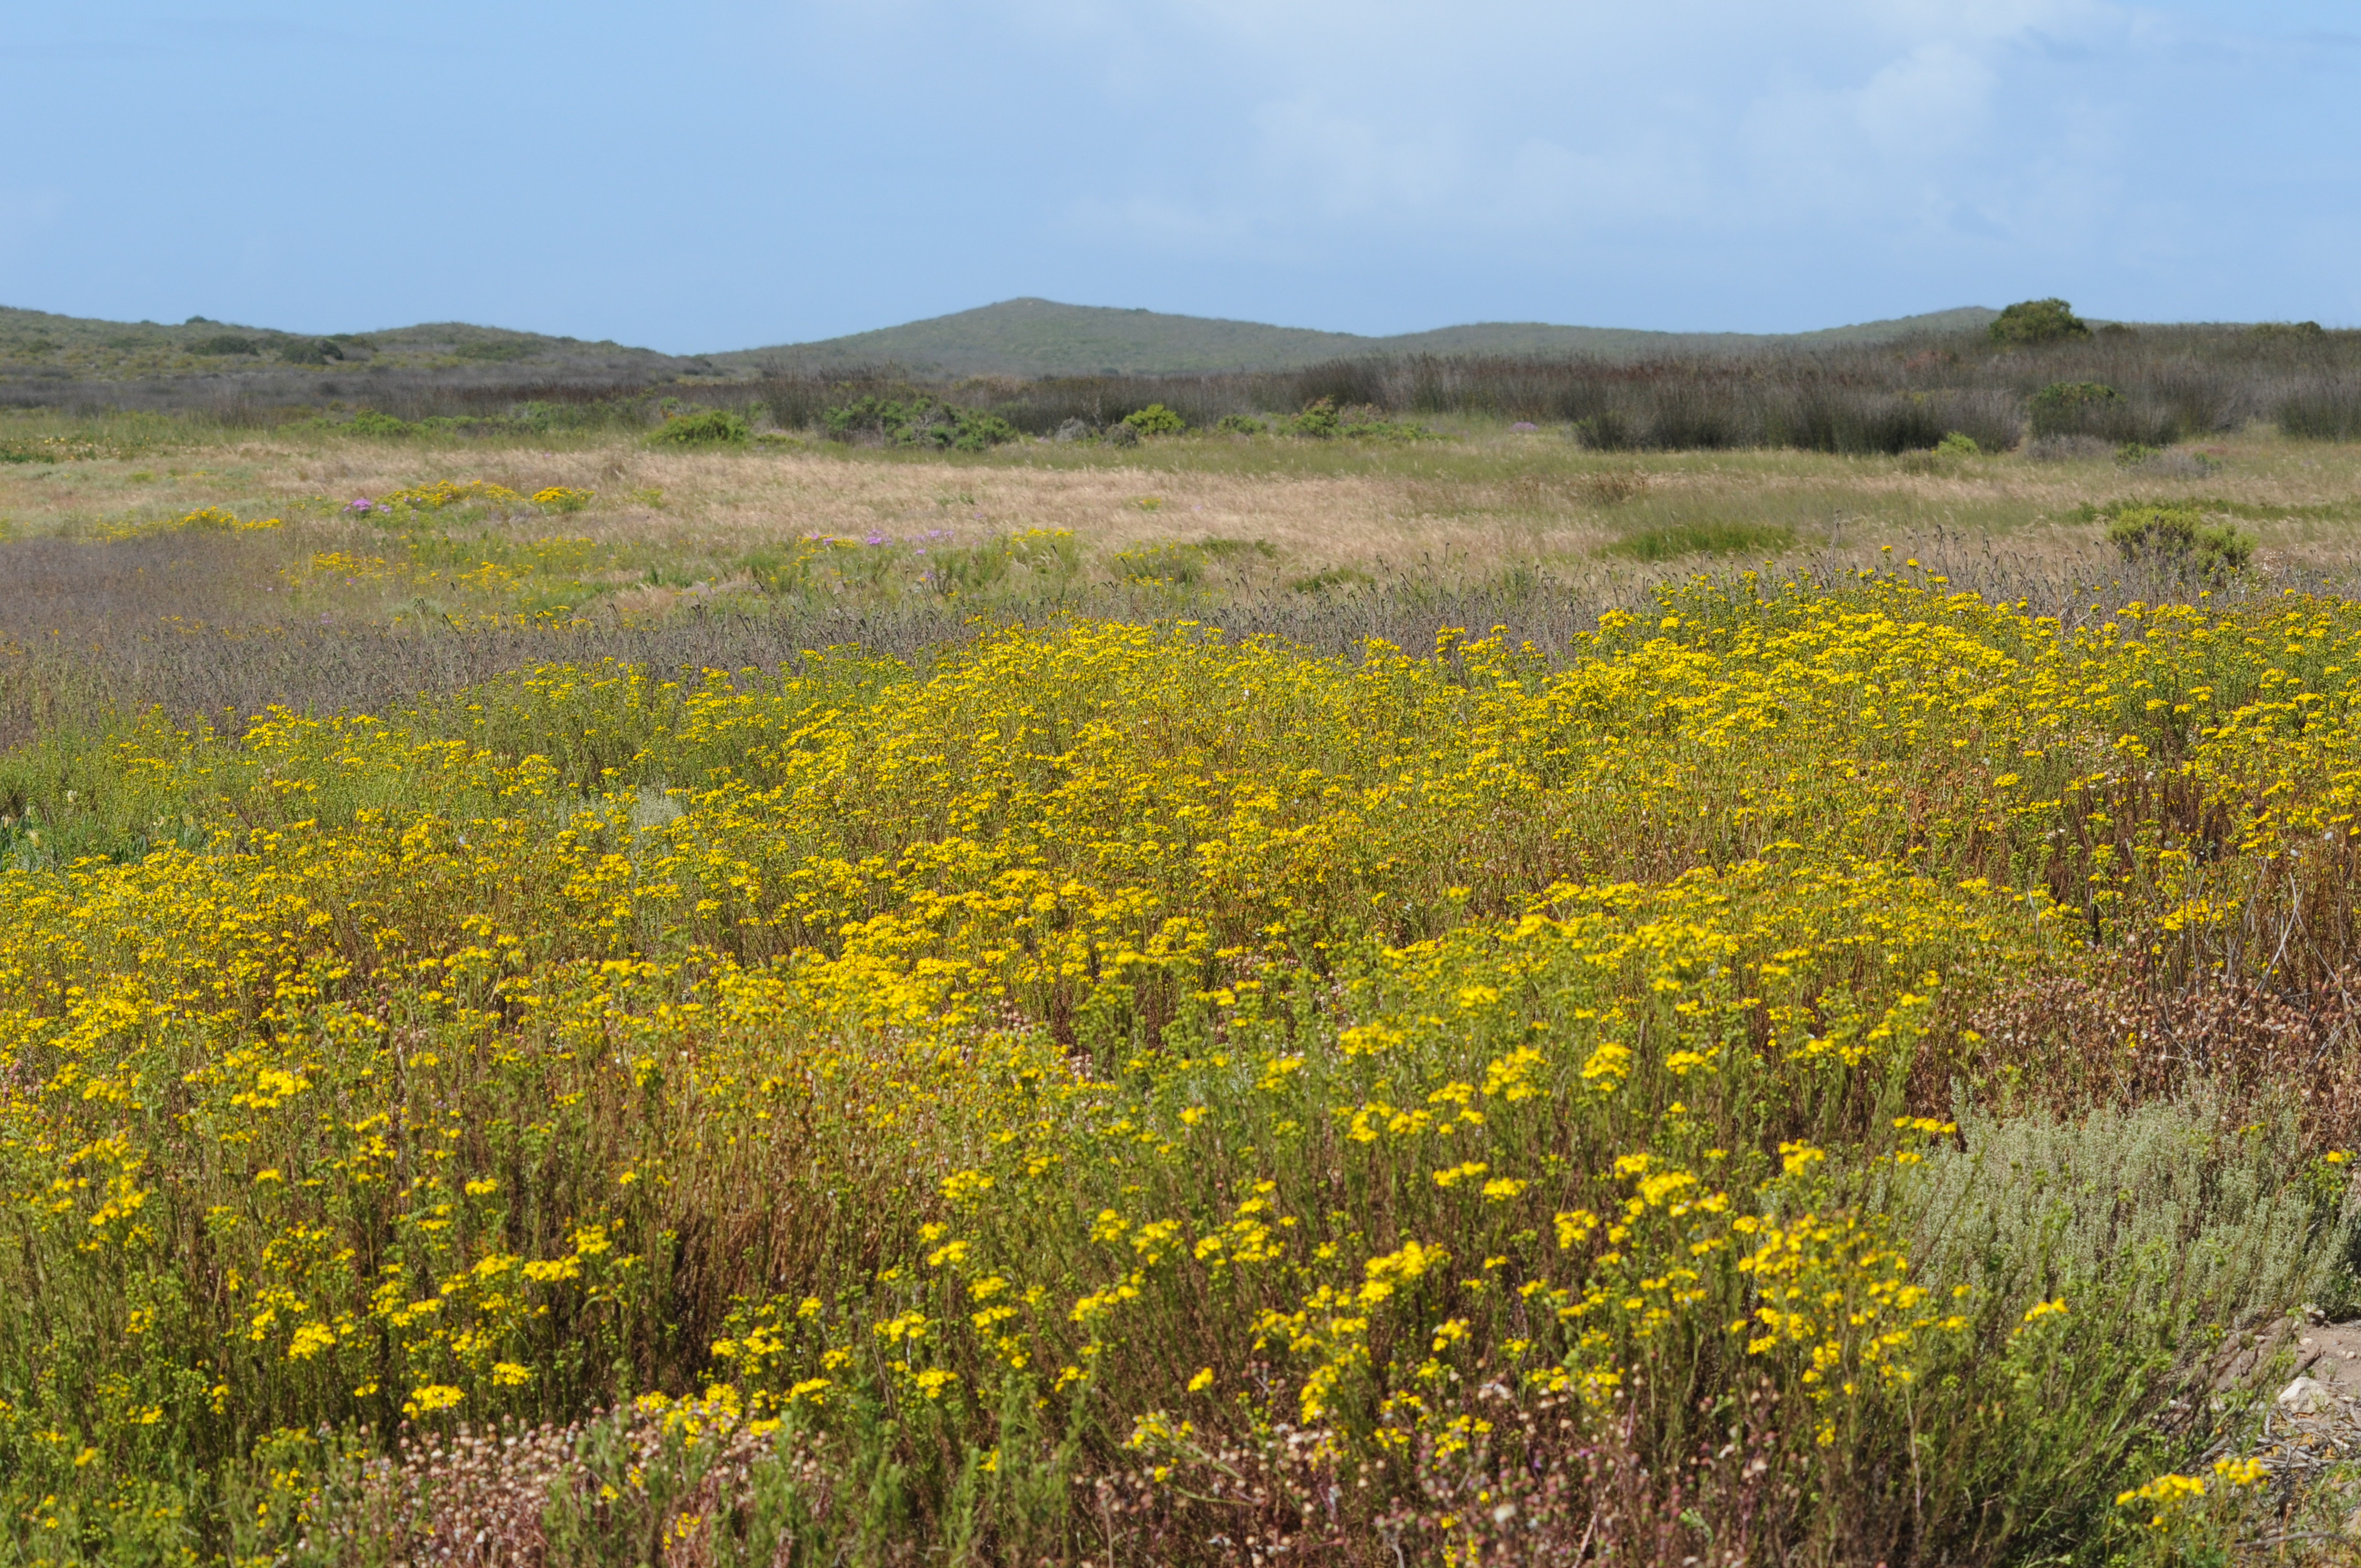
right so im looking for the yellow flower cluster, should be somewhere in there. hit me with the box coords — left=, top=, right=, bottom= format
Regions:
left=97, top=505, right=284, bottom=541
left=378, top=480, right=521, bottom=510
left=3, top=573, right=2358, bottom=1547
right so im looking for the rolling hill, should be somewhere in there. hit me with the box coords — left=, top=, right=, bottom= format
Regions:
left=714, top=299, right=2005, bottom=377
left=0, top=306, right=687, bottom=384
left=0, top=297, right=2009, bottom=389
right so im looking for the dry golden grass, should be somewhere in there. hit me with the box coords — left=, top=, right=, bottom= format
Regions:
left=6, top=423, right=2361, bottom=607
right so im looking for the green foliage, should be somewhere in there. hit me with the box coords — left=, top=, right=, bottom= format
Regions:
left=823, top=396, right=1020, bottom=454
left=1287, top=564, right=1375, bottom=594
left=2277, top=385, right=2361, bottom=440
left=346, top=410, right=414, bottom=437
left=1213, top=415, right=1266, bottom=435
left=1989, top=297, right=2092, bottom=346
left=2030, top=380, right=2123, bottom=437
left=1602, top=520, right=1796, bottom=561
left=1195, top=536, right=1277, bottom=562
left=1112, top=542, right=1206, bottom=585
left=1572, top=411, right=1637, bottom=451
left=939, top=529, right=1080, bottom=596
left=1277, top=397, right=1435, bottom=442
left=1120, top=403, right=1187, bottom=436
left=649, top=409, right=752, bottom=447
left=2102, top=504, right=2254, bottom=576
left=1288, top=397, right=1341, bottom=438
left=278, top=339, right=345, bottom=366
left=2116, top=442, right=2163, bottom=467
left=189, top=334, right=260, bottom=357
left=453, top=340, right=538, bottom=363
left=1935, top=431, right=1982, bottom=456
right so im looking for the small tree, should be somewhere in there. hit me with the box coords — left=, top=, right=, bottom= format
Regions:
left=1989, top=298, right=2092, bottom=346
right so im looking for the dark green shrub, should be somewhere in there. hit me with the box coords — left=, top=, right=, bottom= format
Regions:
left=1122, top=403, right=1186, bottom=436
left=1196, top=537, right=1277, bottom=562
left=346, top=411, right=413, bottom=437
left=2103, top=505, right=2253, bottom=576
left=1601, top=521, right=1795, bottom=562
left=2027, top=381, right=2173, bottom=444
left=190, top=334, right=260, bottom=357
left=649, top=409, right=751, bottom=447
left=278, top=339, right=345, bottom=366
left=1289, top=397, right=1341, bottom=438
left=1214, top=415, right=1266, bottom=435
left=1572, top=411, right=1636, bottom=451
left=1989, top=298, right=2091, bottom=346
left=2277, top=384, right=2361, bottom=440
left=824, top=396, right=1018, bottom=453
left=2251, top=320, right=2327, bottom=344
left=1113, top=543, right=1206, bottom=585
left=1288, top=564, right=1376, bottom=594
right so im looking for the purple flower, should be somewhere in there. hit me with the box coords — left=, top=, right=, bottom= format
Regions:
left=346, top=497, right=376, bottom=513
left=1509, top=421, right=1538, bottom=433
left=866, top=533, right=888, bottom=546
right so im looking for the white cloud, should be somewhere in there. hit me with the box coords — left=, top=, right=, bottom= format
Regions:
left=1017, top=0, right=2179, bottom=257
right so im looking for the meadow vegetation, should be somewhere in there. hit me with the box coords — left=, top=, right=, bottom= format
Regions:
left=8, top=336, right=2361, bottom=1562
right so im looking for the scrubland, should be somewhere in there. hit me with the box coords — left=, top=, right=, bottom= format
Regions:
left=7, top=410, right=2361, bottom=1565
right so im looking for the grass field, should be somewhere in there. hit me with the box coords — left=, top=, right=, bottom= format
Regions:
left=7, top=411, right=2361, bottom=1564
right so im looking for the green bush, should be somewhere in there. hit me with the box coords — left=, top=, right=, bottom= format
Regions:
left=1572, top=411, right=1637, bottom=451
left=1989, top=298, right=2092, bottom=346
left=2029, top=380, right=2123, bottom=438
left=1214, top=415, right=1266, bottom=435
left=2103, top=504, right=2254, bottom=576
left=1602, top=520, right=1796, bottom=562
left=1935, top=431, right=1982, bottom=456
left=1288, top=564, right=1376, bottom=594
left=1121, top=404, right=1187, bottom=437
left=1113, top=543, right=1206, bottom=585
left=346, top=411, right=413, bottom=437
left=649, top=409, right=751, bottom=447
left=189, top=334, right=260, bottom=357
left=2276, top=385, right=2361, bottom=440
left=278, top=339, right=345, bottom=366
left=1289, top=397, right=1342, bottom=439
left=823, top=396, right=1019, bottom=454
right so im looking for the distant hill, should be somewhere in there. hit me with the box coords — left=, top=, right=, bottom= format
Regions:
left=0, top=305, right=687, bottom=383
left=0, top=298, right=2008, bottom=389
left=716, top=299, right=2006, bottom=377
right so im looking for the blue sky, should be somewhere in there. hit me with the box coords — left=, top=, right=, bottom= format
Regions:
left=2, top=2, right=2353, bottom=350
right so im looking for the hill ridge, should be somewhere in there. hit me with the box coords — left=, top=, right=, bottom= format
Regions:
left=0, top=296, right=2006, bottom=383
left=712, top=297, right=2005, bottom=376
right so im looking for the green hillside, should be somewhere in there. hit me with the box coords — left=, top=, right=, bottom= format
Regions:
left=0, top=306, right=684, bottom=383
left=718, top=298, right=2005, bottom=376
left=0, top=297, right=2012, bottom=387
left=715, top=298, right=1372, bottom=377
